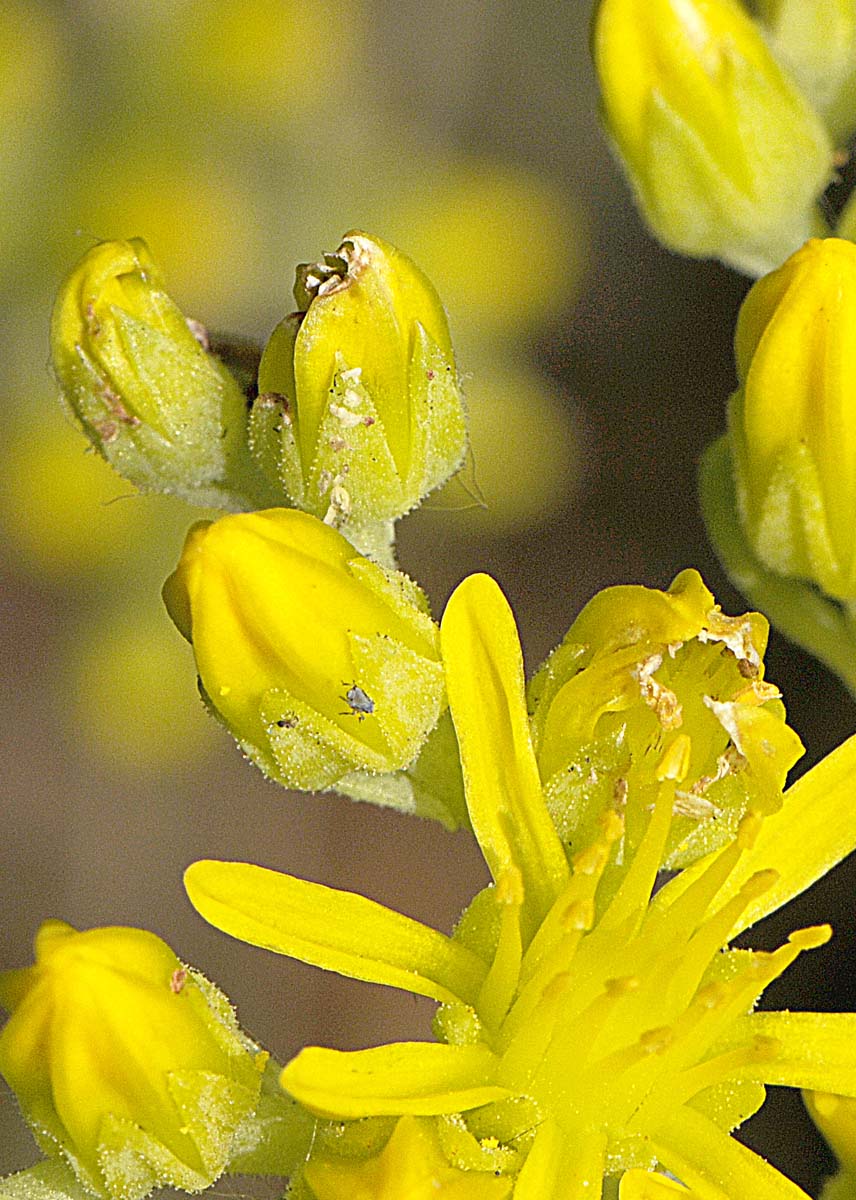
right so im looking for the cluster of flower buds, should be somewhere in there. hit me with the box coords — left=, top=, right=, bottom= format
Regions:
left=47, top=231, right=471, bottom=823
left=592, top=0, right=834, bottom=274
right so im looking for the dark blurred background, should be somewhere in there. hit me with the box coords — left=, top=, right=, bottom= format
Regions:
left=2, top=1, right=854, bottom=1192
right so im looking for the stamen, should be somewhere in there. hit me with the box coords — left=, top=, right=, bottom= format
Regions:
left=600, top=782, right=676, bottom=934
left=478, top=868, right=524, bottom=1033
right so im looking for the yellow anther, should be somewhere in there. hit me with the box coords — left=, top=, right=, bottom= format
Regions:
left=541, top=972, right=572, bottom=1003
left=750, top=1035, right=781, bottom=1060
left=599, top=810, right=626, bottom=841
left=740, top=868, right=779, bottom=900
left=605, top=975, right=640, bottom=997
left=573, top=843, right=609, bottom=876
left=640, top=1026, right=675, bottom=1054
left=788, top=924, right=833, bottom=950
left=694, top=982, right=728, bottom=1010
left=562, top=899, right=596, bottom=932
left=497, top=866, right=525, bottom=907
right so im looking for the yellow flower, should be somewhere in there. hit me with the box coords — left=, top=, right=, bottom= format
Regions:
left=51, top=238, right=272, bottom=510
left=529, top=568, right=803, bottom=868
left=185, top=572, right=856, bottom=1198
left=592, top=0, right=832, bottom=274
left=163, top=508, right=453, bottom=816
left=0, top=921, right=265, bottom=1199
left=250, top=231, right=467, bottom=545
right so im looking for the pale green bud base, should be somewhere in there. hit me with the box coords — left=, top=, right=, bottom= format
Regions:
left=0, top=1060, right=314, bottom=1200
left=251, top=339, right=466, bottom=537
left=335, top=710, right=471, bottom=831
left=700, top=436, right=856, bottom=697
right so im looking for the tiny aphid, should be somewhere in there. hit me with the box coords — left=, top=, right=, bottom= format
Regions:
left=341, top=683, right=375, bottom=719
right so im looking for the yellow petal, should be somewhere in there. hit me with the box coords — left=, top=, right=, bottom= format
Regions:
left=184, top=860, right=487, bottom=1007
left=725, top=1012, right=856, bottom=1096
left=652, top=1104, right=810, bottom=1199
left=280, top=1042, right=508, bottom=1118
left=655, top=732, right=856, bottom=935
left=512, top=1120, right=606, bottom=1199
left=441, top=574, right=569, bottom=934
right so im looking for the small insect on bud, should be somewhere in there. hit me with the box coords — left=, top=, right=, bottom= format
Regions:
left=163, top=507, right=446, bottom=794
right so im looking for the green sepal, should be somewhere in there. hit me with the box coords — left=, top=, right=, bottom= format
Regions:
left=336, top=710, right=470, bottom=830
left=0, top=1163, right=92, bottom=1200
left=700, top=435, right=856, bottom=697
left=226, top=1056, right=317, bottom=1177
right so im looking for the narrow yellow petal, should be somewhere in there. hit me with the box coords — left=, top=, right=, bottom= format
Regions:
left=725, top=1012, right=856, bottom=1096
left=656, top=732, right=856, bottom=936
left=441, top=574, right=569, bottom=933
left=280, top=1042, right=509, bottom=1118
left=184, top=860, right=487, bottom=1006
left=512, top=1120, right=606, bottom=1199
left=652, top=1104, right=811, bottom=1199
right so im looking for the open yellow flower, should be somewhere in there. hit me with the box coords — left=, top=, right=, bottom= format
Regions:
left=186, top=573, right=856, bottom=1198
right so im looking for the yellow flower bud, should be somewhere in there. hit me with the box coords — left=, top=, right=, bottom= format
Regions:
left=250, top=231, right=467, bottom=542
left=0, top=920, right=265, bottom=1199
left=163, top=508, right=446, bottom=794
left=756, top=0, right=856, bottom=145
left=592, top=0, right=833, bottom=274
left=528, top=569, right=803, bottom=867
left=727, top=238, right=856, bottom=603
left=51, top=238, right=272, bottom=510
